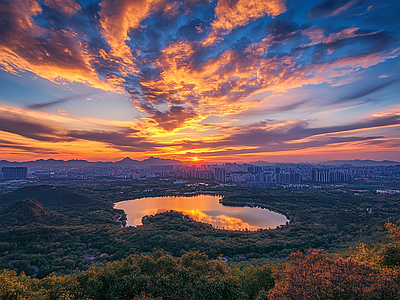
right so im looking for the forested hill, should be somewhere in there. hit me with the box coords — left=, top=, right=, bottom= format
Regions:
left=0, top=185, right=118, bottom=224
left=0, top=185, right=108, bottom=210
left=0, top=199, right=68, bottom=227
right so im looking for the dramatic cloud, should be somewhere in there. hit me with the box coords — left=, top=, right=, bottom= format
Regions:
left=67, top=128, right=158, bottom=151
left=135, top=102, right=199, bottom=131
left=172, top=112, right=400, bottom=156
left=0, top=106, right=165, bottom=158
left=205, top=0, right=286, bottom=44
left=99, top=0, right=164, bottom=63
left=0, top=0, right=120, bottom=91
left=0, top=0, right=399, bottom=161
left=0, top=110, right=63, bottom=142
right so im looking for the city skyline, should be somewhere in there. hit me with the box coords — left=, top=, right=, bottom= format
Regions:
left=1, top=0, right=399, bottom=163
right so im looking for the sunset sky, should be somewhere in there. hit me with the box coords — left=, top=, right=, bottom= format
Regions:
left=0, top=0, right=399, bottom=163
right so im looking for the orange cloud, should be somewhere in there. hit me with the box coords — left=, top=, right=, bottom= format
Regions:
left=3, top=0, right=42, bottom=31
left=58, top=109, right=68, bottom=116
left=204, top=0, right=286, bottom=45
left=213, top=0, right=286, bottom=31
left=0, top=0, right=127, bottom=92
left=0, top=105, right=159, bottom=161
left=0, top=47, right=120, bottom=92
left=99, top=0, right=164, bottom=64
left=137, top=41, right=282, bottom=125
left=133, top=32, right=399, bottom=132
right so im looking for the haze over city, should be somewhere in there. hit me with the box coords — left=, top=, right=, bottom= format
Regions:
left=1, top=0, right=399, bottom=163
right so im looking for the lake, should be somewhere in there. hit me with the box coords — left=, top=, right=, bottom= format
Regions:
left=114, top=194, right=288, bottom=230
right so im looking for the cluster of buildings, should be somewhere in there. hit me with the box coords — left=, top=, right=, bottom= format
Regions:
left=311, top=168, right=350, bottom=183
left=1, top=167, right=28, bottom=180
left=1, top=162, right=399, bottom=187
left=172, top=164, right=343, bottom=186
left=173, top=167, right=227, bottom=182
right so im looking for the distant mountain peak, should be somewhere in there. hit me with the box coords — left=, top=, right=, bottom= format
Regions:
left=113, top=157, right=140, bottom=165
left=145, top=157, right=162, bottom=161
left=249, top=160, right=274, bottom=166
left=0, top=156, right=184, bottom=166
left=114, top=156, right=183, bottom=165
left=321, top=159, right=400, bottom=166
left=142, top=157, right=183, bottom=165
left=119, top=157, right=138, bottom=162
left=121, top=157, right=133, bottom=161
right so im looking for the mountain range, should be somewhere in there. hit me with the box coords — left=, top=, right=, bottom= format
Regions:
left=0, top=156, right=183, bottom=167
left=319, top=159, right=400, bottom=167
left=249, top=159, right=399, bottom=166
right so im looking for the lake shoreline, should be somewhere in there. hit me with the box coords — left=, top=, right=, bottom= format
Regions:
left=114, top=194, right=289, bottom=231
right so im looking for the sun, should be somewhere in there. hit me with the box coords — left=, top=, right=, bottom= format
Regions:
left=193, top=156, right=198, bottom=161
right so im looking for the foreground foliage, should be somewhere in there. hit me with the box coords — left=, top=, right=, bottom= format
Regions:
left=1, top=221, right=400, bottom=299
left=270, top=249, right=399, bottom=300
left=0, top=251, right=273, bottom=300
left=1, top=246, right=399, bottom=300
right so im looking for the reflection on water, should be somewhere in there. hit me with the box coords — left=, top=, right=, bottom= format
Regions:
left=114, top=195, right=288, bottom=231
left=180, top=209, right=253, bottom=230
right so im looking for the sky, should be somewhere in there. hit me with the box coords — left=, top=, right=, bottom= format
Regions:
left=0, top=0, right=399, bottom=163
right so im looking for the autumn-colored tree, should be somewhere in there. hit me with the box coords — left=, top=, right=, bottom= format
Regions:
left=0, top=269, right=45, bottom=299
left=268, top=249, right=400, bottom=300
left=386, top=219, right=400, bottom=240
left=1, top=249, right=397, bottom=300
left=351, top=242, right=380, bottom=266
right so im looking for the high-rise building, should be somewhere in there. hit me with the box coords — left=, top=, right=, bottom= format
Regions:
left=214, top=168, right=227, bottom=182
left=311, top=168, right=318, bottom=182
left=275, top=173, right=300, bottom=184
left=1, top=167, right=28, bottom=180
left=248, top=166, right=262, bottom=174
left=311, top=168, right=350, bottom=182
left=254, top=174, right=273, bottom=183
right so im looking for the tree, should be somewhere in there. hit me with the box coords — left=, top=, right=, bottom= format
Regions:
left=385, top=219, right=400, bottom=240
left=268, top=249, right=400, bottom=300
left=238, top=265, right=274, bottom=300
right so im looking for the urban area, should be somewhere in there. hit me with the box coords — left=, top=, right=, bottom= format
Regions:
left=1, top=159, right=400, bottom=192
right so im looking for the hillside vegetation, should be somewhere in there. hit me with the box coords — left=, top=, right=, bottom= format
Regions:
left=1, top=231, right=400, bottom=300
left=0, top=199, right=67, bottom=226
